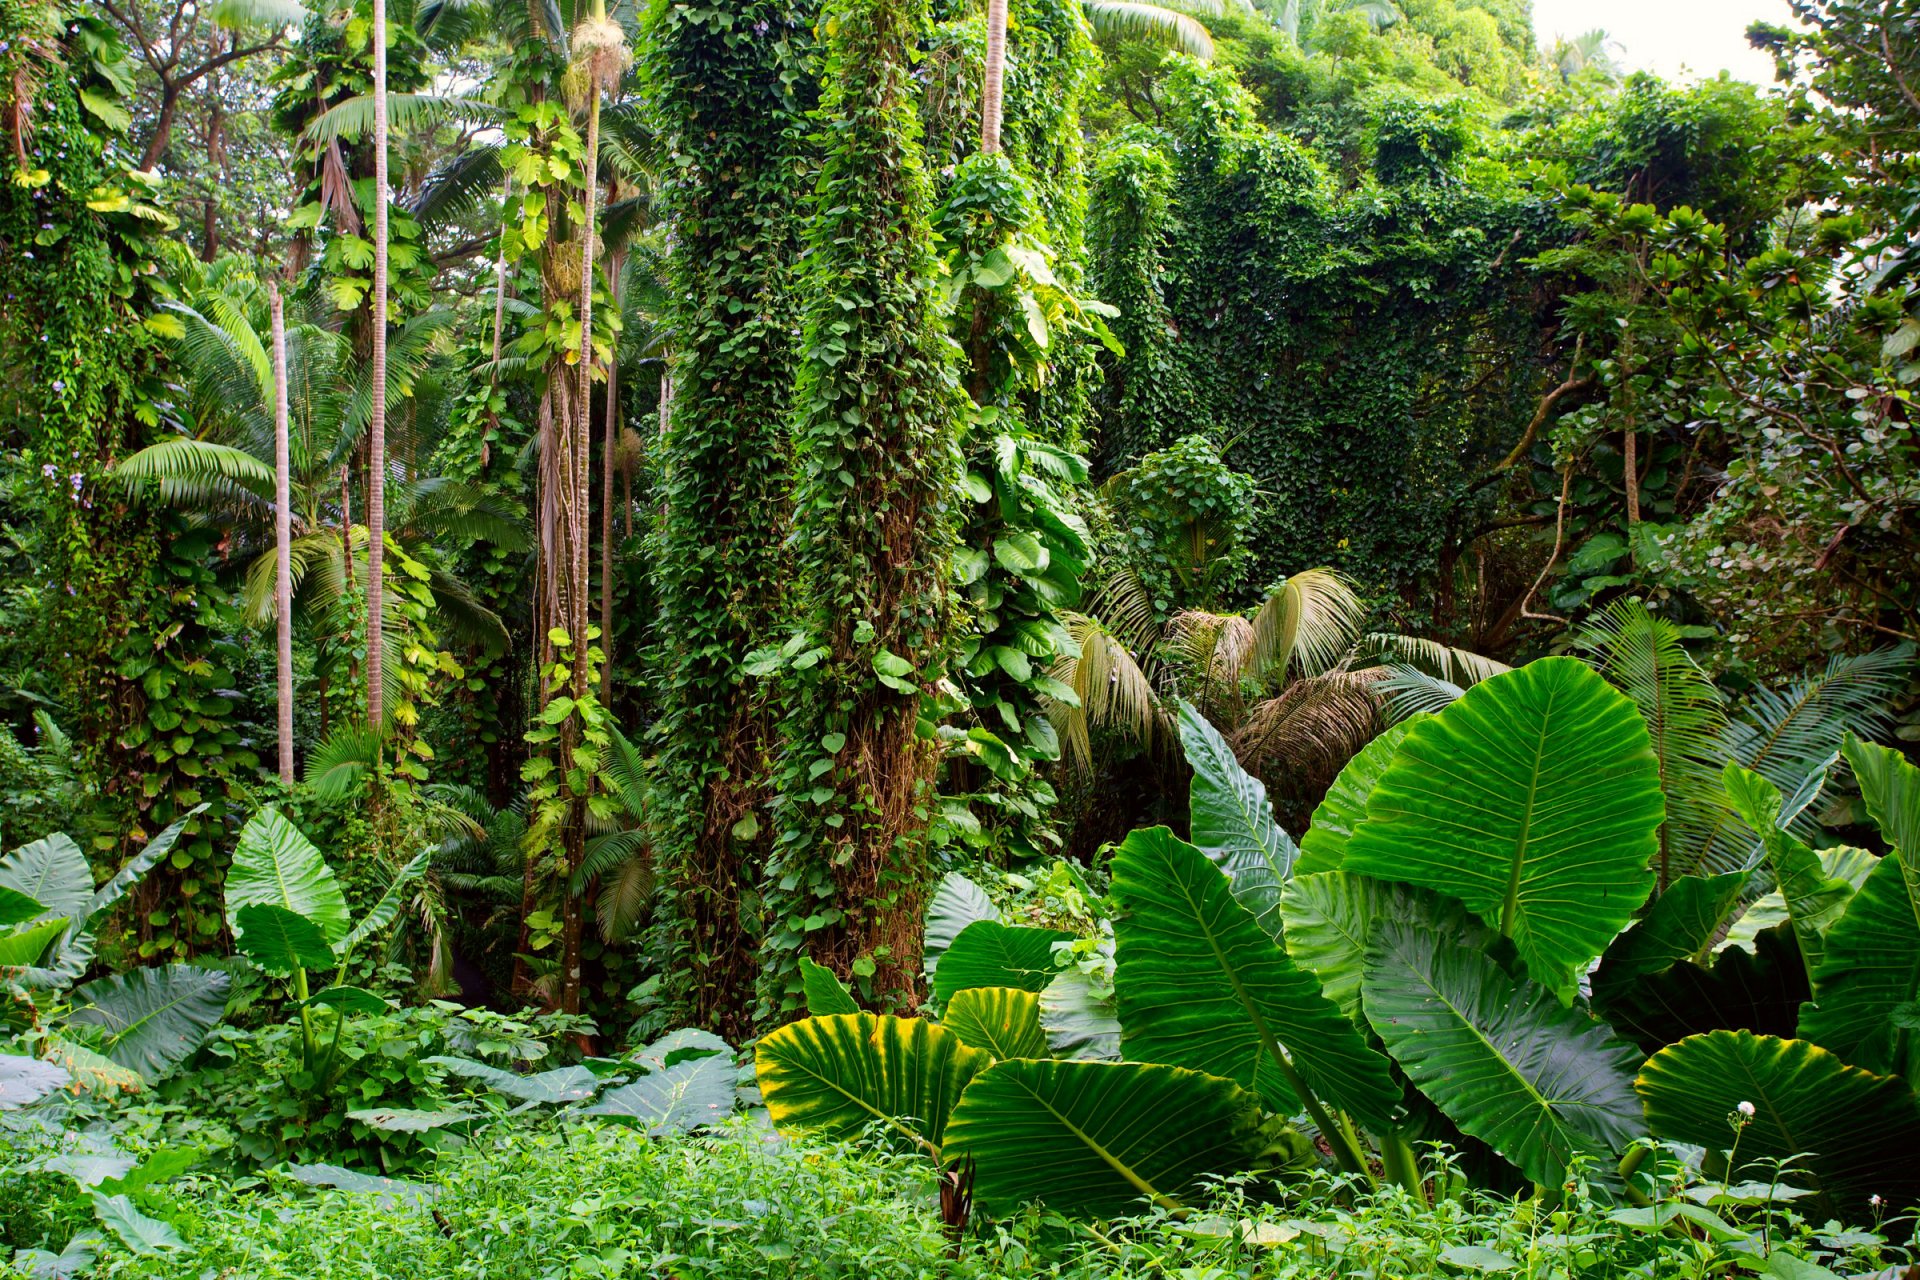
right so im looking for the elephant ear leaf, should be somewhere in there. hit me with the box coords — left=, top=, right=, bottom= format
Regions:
left=1723, top=764, right=1854, bottom=981
left=942, top=1058, right=1300, bottom=1218
left=942, top=987, right=1048, bottom=1060
left=1593, top=870, right=1751, bottom=1006
left=1176, top=699, right=1296, bottom=936
left=225, top=808, right=351, bottom=946
left=1343, top=657, right=1663, bottom=994
left=67, top=965, right=231, bottom=1083
left=0, top=834, right=92, bottom=928
left=1112, top=827, right=1402, bottom=1131
left=1843, top=733, right=1919, bottom=858
left=923, top=871, right=998, bottom=982
left=755, top=1013, right=989, bottom=1154
left=1638, top=1030, right=1920, bottom=1217
left=1295, top=717, right=1423, bottom=877
left=1363, top=909, right=1645, bottom=1189
left=933, top=920, right=1071, bottom=1004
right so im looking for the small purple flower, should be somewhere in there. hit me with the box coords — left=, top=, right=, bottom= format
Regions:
left=51, top=379, right=65, bottom=393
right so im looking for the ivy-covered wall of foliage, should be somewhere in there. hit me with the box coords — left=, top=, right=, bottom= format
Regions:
left=641, top=0, right=818, bottom=1038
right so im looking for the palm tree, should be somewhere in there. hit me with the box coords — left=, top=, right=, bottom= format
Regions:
left=1549, top=28, right=1624, bottom=83
left=367, top=0, right=392, bottom=727
left=271, top=282, right=294, bottom=784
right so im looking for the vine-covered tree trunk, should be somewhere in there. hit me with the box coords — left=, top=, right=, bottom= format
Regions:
left=643, top=0, right=816, bottom=1038
left=761, top=0, right=965, bottom=1020
left=272, top=284, right=294, bottom=784
left=366, top=0, right=389, bottom=727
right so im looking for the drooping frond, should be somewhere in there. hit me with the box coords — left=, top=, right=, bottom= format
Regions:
left=1355, top=632, right=1508, bottom=687
left=113, top=439, right=276, bottom=509
left=424, top=566, right=512, bottom=655
left=1165, top=609, right=1252, bottom=722
left=1246, top=567, right=1366, bottom=687
left=303, top=94, right=504, bottom=147
left=1575, top=599, right=1733, bottom=881
left=1049, top=611, right=1162, bottom=774
left=1082, top=0, right=1217, bottom=59
left=394, top=475, right=531, bottom=552
left=305, top=722, right=386, bottom=801
left=1232, top=669, right=1382, bottom=782
left=1373, top=664, right=1465, bottom=723
left=1084, top=567, right=1161, bottom=658
left=411, top=143, right=503, bottom=228
left=599, top=722, right=649, bottom=818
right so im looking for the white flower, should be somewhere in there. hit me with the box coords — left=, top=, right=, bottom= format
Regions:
left=1736, top=1100, right=1755, bottom=1117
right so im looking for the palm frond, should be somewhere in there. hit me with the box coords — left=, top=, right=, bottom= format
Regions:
left=1246, top=567, right=1365, bottom=687
left=210, top=0, right=308, bottom=29
left=305, top=722, right=386, bottom=801
left=1373, top=664, right=1464, bottom=723
left=599, top=723, right=649, bottom=817
left=594, top=855, right=654, bottom=943
left=113, top=439, right=277, bottom=507
left=1232, top=670, right=1382, bottom=782
left=1355, top=632, right=1508, bottom=686
left=424, top=567, right=512, bottom=655
left=411, top=144, right=503, bottom=228
left=1049, top=611, right=1162, bottom=774
left=1082, top=0, right=1217, bottom=59
left=1084, top=567, right=1161, bottom=658
left=303, top=94, right=504, bottom=147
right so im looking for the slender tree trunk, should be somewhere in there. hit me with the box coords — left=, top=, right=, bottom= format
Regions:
left=366, top=0, right=390, bottom=728
left=599, top=328, right=619, bottom=704
left=981, top=0, right=1007, bottom=154
left=491, top=177, right=511, bottom=368
left=272, top=285, right=294, bottom=785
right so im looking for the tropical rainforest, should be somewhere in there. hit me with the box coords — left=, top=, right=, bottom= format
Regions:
left=1, top=0, right=1918, bottom=1274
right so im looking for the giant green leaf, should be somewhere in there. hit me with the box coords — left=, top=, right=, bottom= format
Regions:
left=1278, top=871, right=1393, bottom=1025
left=942, top=986, right=1048, bottom=1060
left=1723, top=765, right=1854, bottom=981
left=0, top=1054, right=69, bottom=1109
left=1176, top=699, right=1296, bottom=936
left=1844, top=733, right=1919, bottom=859
left=1296, top=718, right=1424, bottom=876
left=0, top=834, right=92, bottom=929
left=1637, top=1030, right=1920, bottom=1216
left=0, top=917, right=70, bottom=968
left=1343, top=658, right=1664, bottom=993
left=943, top=1058, right=1296, bottom=1217
left=225, top=807, right=350, bottom=945
left=231, top=903, right=334, bottom=975
left=755, top=1013, right=989, bottom=1154
left=427, top=1056, right=600, bottom=1105
left=1593, top=871, right=1752, bottom=1003
left=68, top=965, right=231, bottom=1082
left=1363, top=914, right=1646, bottom=1188
left=1601, top=923, right=1810, bottom=1056
left=582, top=1053, right=736, bottom=1134
left=333, top=850, right=428, bottom=959
left=933, top=919, right=1071, bottom=1004
left=1112, top=828, right=1401, bottom=1130
left=923, top=871, right=999, bottom=981
left=0, top=886, right=44, bottom=929
left=1798, top=852, right=1920, bottom=1081
left=1038, top=969, right=1120, bottom=1061
left=87, top=807, right=203, bottom=920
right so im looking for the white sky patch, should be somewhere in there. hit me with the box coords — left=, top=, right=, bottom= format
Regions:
left=1530, top=0, right=1801, bottom=85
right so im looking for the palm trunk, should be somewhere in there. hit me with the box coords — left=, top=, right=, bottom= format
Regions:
left=272, top=285, right=294, bottom=785
left=599, top=329, right=619, bottom=704
left=981, top=0, right=1008, bottom=154
left=366, top=0, right=390, bottom=730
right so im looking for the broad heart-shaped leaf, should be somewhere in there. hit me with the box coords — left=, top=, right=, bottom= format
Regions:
left=943, top=1058, right=1299, bottom=1217
left=800, top=956, right=860, bottom=1016
left=1844, top=733, right=1919, bottom=859
left=1279, top=871, right=1395, bottom=1025
left=933, top=919, right=1072, bottom=1004
left=0, top=834, right=92, bottom=928
left=427, top=1056, right=600, bottom=1106
left=1598, top=922, right=1810, bottom=1056
left=1176, top=699, right=1296, bottom=937
left=941, top=986, right=1048, bottom=1059
left=226, top=807, right=350, bottom=946
left=0, top=885, right=44, bottom=928
left=923, top=871, right=999, bottom=981
left=1723, top=765, right=1854, bottom=982
left=232, top=903, right=334, bottom=974
left=304, top=985, right=390, bottom=1015
left=282, top=1163, right=433, bottom=1208
left=581, top=1053, right=736, bottom=1134
left=1039, top=969, right=1120, bottom=1061
left=347, top=1106, right=477, bottom=1132
left=1296, top=717, right=1424, bottom=877
left=91, top=1192, right=184, bottom=1254
left=755, top=1013, right=990, bottom=1154
left=67, top=965, right=231, bottom=1082
left=1343, top=657, right=1664, bottom=994
left=630, top=1027, right=731, bottom=1072
left=1363, top=914, right=1646, bottom=1189
left=1798, top=851, right=1920, bottom=1081
left=0, top=916, right=70, bottom=967
left=1637, top=1030, right=1920, bottom=1216
left=1112, top=828, right=1401, bottom=1131
left=0, top=1053, right=70, bottom=1109
left=1594, top=871, right=1752, bottom=1001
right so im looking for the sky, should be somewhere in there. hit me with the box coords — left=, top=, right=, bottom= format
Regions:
left=1529, top=0, right=1798, bottom=84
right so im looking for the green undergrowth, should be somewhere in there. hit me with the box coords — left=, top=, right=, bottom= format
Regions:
left=8, top=1121, right=1910, bottom=1280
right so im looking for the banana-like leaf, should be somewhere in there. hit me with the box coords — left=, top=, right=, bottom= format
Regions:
left=0, top=886, right=45, bottom=928
left=283, top=1163, right=432, bottom=1207
left=41, top=1038, right=143, bottom=1095
left=67, top=966, right=231, bottom=1082
left=87, top=808, right=204, bottom=920
left=1723, top=765, right=1854, bottom=981
left=1363, top=914, right=1645, bottom=1188
left=1843, top=733, right=1919, bottom=858
left=347, top=1106, right=477, bottom=1132
left=1593, top=871, right=1751, bottom=1003
left=943, top=1059, right=1291, bottom=1217
left=226, top=808, right=351, bottom=946
left=933, top=920, right=1071, bottom=1004
left=0, top=834, right=92, bottom=928
left=1081, top=0, right=1216, bottom=61
left=1295, top=717, right=1423, bottom=876
left=334, top=851, right=429, bottom=960
left=755, top=1013, right=989, bottom=1154
left=942, top=987, right=1049, bottom=1060
left=1278, top=871, right=1396, bottom=1025
left=91, top=1192, right=184, bottom=1254
left=1112, top=828, right=1401, bottom=1130
left=923, top=871, right=998, bottom=981
left=1343, top=658, right=1664, bottom=993
left=1637, top=1030, right=1920, bottom=1216
left=0, top=1054, right=69, bottom=1109
left=1798, top=851, right=1920, bottom=1082
left=582, top=1054, right=736, bottom=1134
left=1719, top=846, right=1876, bottom=956
left=800, top=956, right=860, bottom=1016
left=1038, top=969, right=1121, bottom=1061
left=1176, top=699, right=1296, bottom=937
left=232, top=903, right=334, bottom=975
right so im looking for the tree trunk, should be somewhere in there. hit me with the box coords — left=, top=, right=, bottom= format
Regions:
left=272, top=285, right=294, bottom=785
left=366, top=0, right=390, bottom=729
left=600, top=311, right=619, bottom=705
left=981, top=0, right=1008, bottom=154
